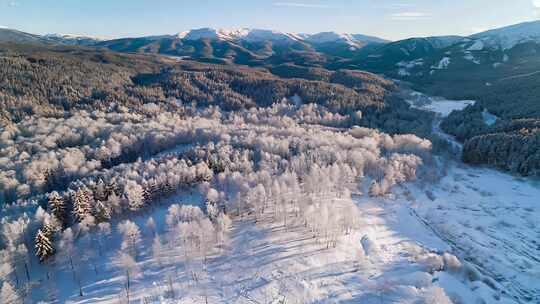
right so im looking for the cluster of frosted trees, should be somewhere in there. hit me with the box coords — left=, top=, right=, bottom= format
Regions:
left=0, top=100, right=432, bottom=301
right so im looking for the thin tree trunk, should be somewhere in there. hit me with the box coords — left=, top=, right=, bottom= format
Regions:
left=126, top=270, right=131, bottom=304
left=24, top=262, right=31, bottom=282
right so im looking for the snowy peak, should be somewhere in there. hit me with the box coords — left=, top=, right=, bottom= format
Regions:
left=177, top=28, right=302, bottom=44
left=174, top=28, right=386, bottom=47
left=305, top=31, right=387, bottom=46
left=43, top=33, right=102, bottom=46
left=178, top=28, right=237, bottom=41
left=44, top=33, right=102, bottom=40
left=306, top=32, right=358, bottom=45
left=241, top=29, right=303, bottom=43
left=471, top=20, right=540, bottom=49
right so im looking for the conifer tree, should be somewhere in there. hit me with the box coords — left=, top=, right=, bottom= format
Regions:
left=72, top=187, right=91, bottom=222
left=48, top=192, right=66, bottom=226
left=94, top=200, right=111, bottom=223
left=35, top=226, right=55, bottom=263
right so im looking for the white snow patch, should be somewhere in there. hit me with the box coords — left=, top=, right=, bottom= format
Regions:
left=471, top=20, right=540, bottom=50
left=482, top=109, right=498, bottom=125
left=398, top=68, right=411, bottom=76
left=407, top=164, right=540, bottom=303
left=396, top=58, right=424, bottom=69
left=467, top=40, right=484, bottom=51
left=405, top=91, right=475, bottom=117
left=431, top=57, right=451, bottom=70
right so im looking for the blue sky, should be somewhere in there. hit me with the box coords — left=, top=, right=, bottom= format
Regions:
left=1, top=0, right=539, bottom=40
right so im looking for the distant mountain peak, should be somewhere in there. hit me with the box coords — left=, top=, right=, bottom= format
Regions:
left=306, top=32, right=357, bottom=45
left=176, top=27, right=302, bottom=44
left=305, top=31, right=388, bottom=47
left=471, top=20, right=540, bottom=49
left=44, top=33, right=103, bottom=41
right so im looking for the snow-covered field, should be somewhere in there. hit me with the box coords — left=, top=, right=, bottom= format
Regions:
left=403, top=91, right=540, bottom=303
left=406, top=164, right=540, bottom=304
left=404, top=91, right=475, bottom=117
left=39, top=165, right=539, bottom=304
left=36, top=187, right=488, bottom=304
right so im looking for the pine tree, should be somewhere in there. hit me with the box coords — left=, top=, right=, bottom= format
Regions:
left=94, top=178, right=107, bottom=201
left=142, top=184, right=151, bottom=204
left=94, top=200, right=111, bottom=223
left=72, top=187, right=91, bottom=222
left=150, top=180, right=161, bottom=200
left=48, top=192, right=66, bottom=225
left=35, top=226, right=55, bottom=263
left=105, top=181, right=120, bottom=197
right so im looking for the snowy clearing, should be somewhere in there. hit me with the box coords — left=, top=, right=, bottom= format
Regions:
left=406, top=164, right=540, bottom=303
left=404, top=91, right=475, bottom=117
left=482, top=109, right=498, bottom=126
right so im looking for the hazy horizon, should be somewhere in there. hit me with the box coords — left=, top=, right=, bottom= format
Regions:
left=1, top=0, right=540, bottom=40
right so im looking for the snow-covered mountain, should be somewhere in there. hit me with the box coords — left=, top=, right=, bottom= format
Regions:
left=177, top=28, right=240, bottom=41
left=305, top=31, right=388, bottom=46
left=241, top=29, right=304, bottom=43
left=305, top=32, right=363, bottom=46
left=177, top=27, right=304, bottom=44
left=470, top=20, right=540, bottom=50
left=43, top=33, right=102, bottom=46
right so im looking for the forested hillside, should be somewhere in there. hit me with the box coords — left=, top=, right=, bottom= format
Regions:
left=0, top=42, right=479, bottom=303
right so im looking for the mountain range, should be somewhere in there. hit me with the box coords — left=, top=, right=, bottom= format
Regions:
left=3, top=21, right=540, bottom=73
left=3, top=21, right=540, bottom=107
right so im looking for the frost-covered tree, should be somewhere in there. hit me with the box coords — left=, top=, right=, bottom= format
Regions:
left=205, top=188, right=220, bottom=221
left=93, top=200, right=112, bottom=223
left=95, top=223, right=111, bottom=257
left=116, top=252, right=140, bottom=304
left=145, top=217, right=157, bottom=238
left=35, top=225, right=55, bottom=263
left=125, top=181, right=145, bottom=211
left=0, top=282, right=22, bottom=304
left=72, top=187, right=92, bottom=223
left=118, top=220, right=142, bottom=258
left=48, top=191, right=66, bottom=226
left=215, top=213, right=232, bottom=251
left=151, top=235, right=163, bottom=267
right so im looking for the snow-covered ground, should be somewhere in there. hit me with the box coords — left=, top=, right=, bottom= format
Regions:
left=46, top=170, right=536, bottom=303
left=403, top=91, right=540, bottom=303
left=43, top=188, right=490, bottom=304
left=404, top=91, right=475, bottom=117
left=405, top=164, right=540, bottom=304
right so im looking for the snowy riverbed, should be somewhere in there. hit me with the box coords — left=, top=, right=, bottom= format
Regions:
left=400, top=91, right=540, bottom=303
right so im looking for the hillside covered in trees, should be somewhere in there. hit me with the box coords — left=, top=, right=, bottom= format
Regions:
left=0, top=42, right=489, bottom=303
